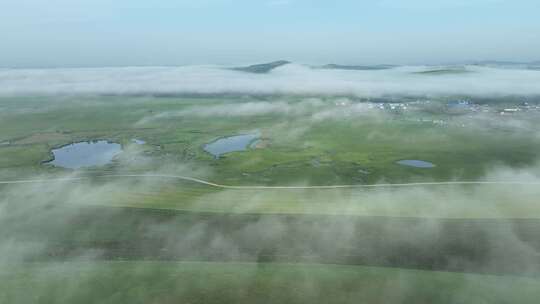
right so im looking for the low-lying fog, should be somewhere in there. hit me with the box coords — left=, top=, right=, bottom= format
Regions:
left=2, top=62, right=540, bottom=301
left=2, top=162, right=540, bottom=271
left=1, top=64, right=540, bottom=97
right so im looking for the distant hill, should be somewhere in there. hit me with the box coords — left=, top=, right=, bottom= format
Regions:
left=319, top=64, right=397, bottom=71
left=232, top=60, right=291, bottom=73
left=471, top=60, right=527, bottom=66
left=413, top=66, right=472, bottom=75
left=468, top=60, right=540, bottom=70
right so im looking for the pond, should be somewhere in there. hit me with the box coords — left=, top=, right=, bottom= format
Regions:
left=396, top=160, right=436, bottom=168
left=46, top=140, right=123, bottom=169
left=132, top=139, right=146, bottom=145
left=204, top=133, right=260, bottom=158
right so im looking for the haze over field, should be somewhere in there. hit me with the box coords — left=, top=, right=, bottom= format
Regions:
left=2, top=0, right=540, bottom=303
left=3, top=70, right=540, bottom=303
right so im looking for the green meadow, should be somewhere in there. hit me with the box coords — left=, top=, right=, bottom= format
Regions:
left=1, top=95, right=539, bottom=185
left=3, top=262, right=540, bottom=304
left=1, top=95, right=540, bottom=303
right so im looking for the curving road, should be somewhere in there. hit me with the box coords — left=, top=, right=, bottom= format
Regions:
left=1, top=174, right=540, bottom=190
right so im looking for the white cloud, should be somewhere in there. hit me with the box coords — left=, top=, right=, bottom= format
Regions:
left=1, top=64, right=540, bottom=97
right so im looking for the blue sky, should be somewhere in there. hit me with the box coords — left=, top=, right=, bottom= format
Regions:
left=1, top=0, right=539, bottom=67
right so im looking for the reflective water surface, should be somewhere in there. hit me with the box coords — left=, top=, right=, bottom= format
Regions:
left=47, top=140, right=122, bottom=169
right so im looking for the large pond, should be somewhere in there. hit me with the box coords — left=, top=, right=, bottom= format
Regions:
left=396, top=160, right=436, bottom=168
left=204, top=133, right=260, bottom=158
left=47, top=140, right=123, bottom=169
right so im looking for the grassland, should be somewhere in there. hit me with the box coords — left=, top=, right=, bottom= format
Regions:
left=2, top=94, right=540, bottom=216
left=3, top=261, right=540, bottom=304
left=1, top=95, right=539, bottom=185
left=4, top=177, right=539, bottom=218
left=1, top=94, right=540, bottom=303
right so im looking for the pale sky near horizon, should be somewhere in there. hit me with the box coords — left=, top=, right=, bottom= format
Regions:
left=1, top=0, right=539, bottom=67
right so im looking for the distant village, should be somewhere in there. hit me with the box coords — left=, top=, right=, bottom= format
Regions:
left=333, top=97, right=540, bottom=127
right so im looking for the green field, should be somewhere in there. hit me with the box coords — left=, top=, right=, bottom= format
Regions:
left=3, top=262, right=540, bottom=304
left=2, top=95, right=540, bottom=186
left=1, top=94, right=540, bottom=303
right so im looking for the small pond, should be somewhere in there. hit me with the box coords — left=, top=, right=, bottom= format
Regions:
left=204, top=133, right=260, bottom=158
left=46, top=140, right=122, bottom=169
left=396, top=160, right=436, bottom=168
left=132, top=139, right=146, bottom=145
